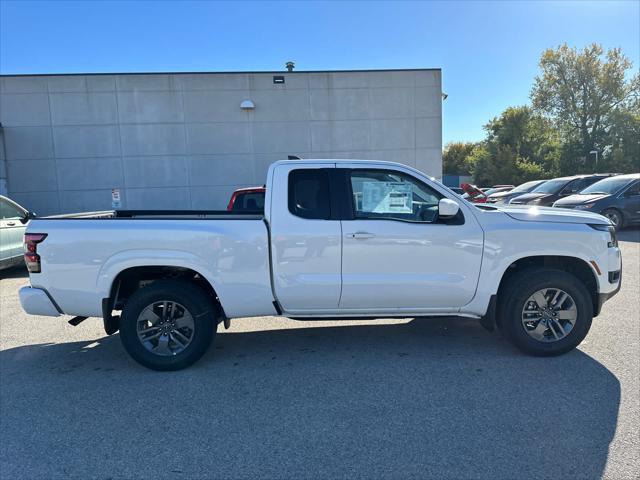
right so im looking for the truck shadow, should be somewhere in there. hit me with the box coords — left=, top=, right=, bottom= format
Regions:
left=0, top=265, right=28, bottom=279
left=0, top=317, right=620, bottom=479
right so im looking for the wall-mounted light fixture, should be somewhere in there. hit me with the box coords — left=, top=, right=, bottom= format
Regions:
left=240, top=100, right=255, bottom=110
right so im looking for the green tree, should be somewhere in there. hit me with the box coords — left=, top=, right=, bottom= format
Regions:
left=602, top=107, right=640, bottom=173
left=469, top=106, right=559, bottom=185
left=466, top=145, right=492, bottom=185
left=485, top=106, right=560, bottom=174
left=442, top=142, right=477, bottom=175
left=531, top=43, right=640, bottom=171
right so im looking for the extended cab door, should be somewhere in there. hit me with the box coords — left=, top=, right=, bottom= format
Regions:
left=267, top=163, right=343, bottom=313
left=338, top=165, right=483, bottom=312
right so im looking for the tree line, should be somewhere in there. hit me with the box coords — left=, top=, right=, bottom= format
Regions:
left=443, top=44, right=640, bottom=186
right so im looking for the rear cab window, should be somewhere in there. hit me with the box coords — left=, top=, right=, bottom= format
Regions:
left=288, top=169, right=331, bottom=220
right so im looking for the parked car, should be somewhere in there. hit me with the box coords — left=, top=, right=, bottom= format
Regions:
left=486, top=180, right=547, bottom=204
left=484, top=186, right=514, bottom=196
left=509, top=174, right=617, bottom=206
left=460, top=183, right=487, bottom=202
left=461, top=184, right=513, bottom=203
left=0, top=195, right=29, bottom=270
left=227, top=186, right=266, bottom=212
left=19, top=159, right=621, bottom=370
left=553, top=173, right=640, bottom=230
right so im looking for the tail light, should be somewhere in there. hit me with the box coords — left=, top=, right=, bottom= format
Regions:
left=24, top=233, right=47, bottom=273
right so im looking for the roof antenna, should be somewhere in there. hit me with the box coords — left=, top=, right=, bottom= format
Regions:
left=288, top=155, right=301, bottom=160
left=285, top=61, right=295, bottom=72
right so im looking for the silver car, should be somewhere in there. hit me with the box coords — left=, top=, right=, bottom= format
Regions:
left=0, top=195, right=28, bottom=270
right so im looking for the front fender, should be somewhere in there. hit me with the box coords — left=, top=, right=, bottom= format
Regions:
left=460, top=218, right=608, bottom=317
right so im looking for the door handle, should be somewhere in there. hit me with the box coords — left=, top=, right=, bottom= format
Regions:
left=6, top=222, right=16, bottom=226
left=347, top=232, right=375, bottom=240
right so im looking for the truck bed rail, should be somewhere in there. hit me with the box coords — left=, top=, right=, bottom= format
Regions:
left=40, top=210, right=263, bottom=220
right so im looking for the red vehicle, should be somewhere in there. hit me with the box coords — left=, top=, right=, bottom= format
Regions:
left=461, top=183, right=489, bottom=203
left=461, top=184, right=514, bottom=203
left=227, top=186, right=266, bottom=212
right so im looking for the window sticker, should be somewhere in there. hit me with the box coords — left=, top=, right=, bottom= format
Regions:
left=361, top=181, right=413, bottom=213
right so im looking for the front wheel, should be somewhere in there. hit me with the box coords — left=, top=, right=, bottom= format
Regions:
left=119, top=280, right=217, bottom=370
left=499, top=268, right=593, bottom=356
left=602, top=208, right=623, bottom=230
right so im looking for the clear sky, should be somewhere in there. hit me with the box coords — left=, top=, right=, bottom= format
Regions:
left=1, top=1, right=638, bottom=144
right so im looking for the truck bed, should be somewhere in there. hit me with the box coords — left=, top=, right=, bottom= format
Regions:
left=26, top=214, right=275, bottom=319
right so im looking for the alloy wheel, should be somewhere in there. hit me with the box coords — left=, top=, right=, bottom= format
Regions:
left=604, top=210, right=621, bottom=229
left=521, top=288, right=577, bottom=342
left=136, top=301, right=195, bottom=356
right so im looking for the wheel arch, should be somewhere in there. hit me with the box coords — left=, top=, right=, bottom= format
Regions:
left=494, top=255, right=599, bottom=328
left=100, top=259, right=226, bottom=335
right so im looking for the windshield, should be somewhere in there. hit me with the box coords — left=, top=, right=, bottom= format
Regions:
left=511, top=180, right=542, bottom=193
left=580, top=176, right=634, bottom=195
left=531, top=178, right=569, bottom=194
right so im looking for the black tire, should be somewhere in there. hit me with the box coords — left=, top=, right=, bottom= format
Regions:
left=602, top=208, right=624, bottom=230
left=499, top=267, right=593, bottom=356
left=119, top=280, right=217, bottom=371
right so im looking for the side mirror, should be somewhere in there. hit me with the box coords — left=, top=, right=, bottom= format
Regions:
left=19, top=210, right=35, bottom=225
left=438, top=198, right=460, bottom=219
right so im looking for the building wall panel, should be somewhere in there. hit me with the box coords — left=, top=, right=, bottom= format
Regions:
left=1, top=70, right=442, bottom=214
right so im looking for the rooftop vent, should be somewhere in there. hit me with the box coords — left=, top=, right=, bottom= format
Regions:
left=285, top=61, right=295, bottom=72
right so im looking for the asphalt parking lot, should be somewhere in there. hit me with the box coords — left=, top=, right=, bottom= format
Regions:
left=1, top=229, right=638, bottom=480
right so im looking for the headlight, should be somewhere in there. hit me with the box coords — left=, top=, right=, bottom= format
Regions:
left=589, top=224, right=618, bottom=247
left=575, top=203, right=595, bottom=210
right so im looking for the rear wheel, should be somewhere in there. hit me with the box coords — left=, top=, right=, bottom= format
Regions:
left=499, top=268, right=593, bottom=356
left=602, top=208, right=623, bottom=230
left=119, top=280, right=217, bottom=370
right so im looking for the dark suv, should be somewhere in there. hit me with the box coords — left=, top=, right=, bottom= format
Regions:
left=553, top=173, right=640, bottom=230
left=509, top=174, right=617, bottom=207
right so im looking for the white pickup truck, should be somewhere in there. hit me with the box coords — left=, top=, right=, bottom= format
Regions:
left=19, top=159, right=622, bottom=370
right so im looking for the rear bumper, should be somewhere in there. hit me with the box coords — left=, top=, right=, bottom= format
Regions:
left=19, top=287, right=61, bottom=317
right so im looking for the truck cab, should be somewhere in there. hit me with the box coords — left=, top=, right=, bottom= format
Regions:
left=267, top=161, right=482, bottom=315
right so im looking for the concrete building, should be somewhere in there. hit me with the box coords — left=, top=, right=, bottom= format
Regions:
left=0, top=69, right=442, bottom=215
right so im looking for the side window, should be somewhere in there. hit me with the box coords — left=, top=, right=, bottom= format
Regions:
left=349, top=169, right=441, bottom=222
left=288, top=169, right=331, bottom=220
left=562, top=179, right=583, bottom=195
left=625, top=182, right=640, bottom=196
left=0, top=199, right=23, bottom=219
